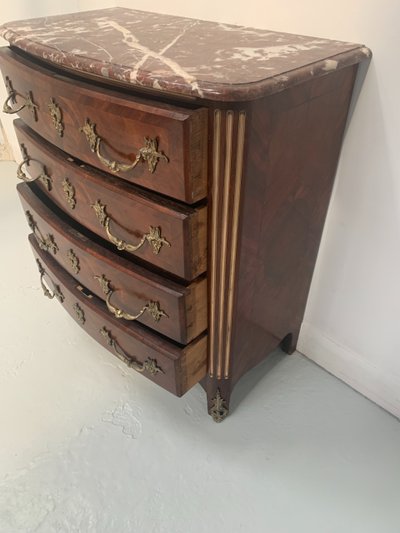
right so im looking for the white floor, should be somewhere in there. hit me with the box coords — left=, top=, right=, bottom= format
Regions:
left=1, top=161, right=400, bottom=533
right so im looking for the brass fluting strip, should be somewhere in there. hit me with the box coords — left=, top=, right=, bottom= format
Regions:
left=224, top=111, right=246, bottom=378
left=217, top=110, right=234, bottom=379
left=209, top=109, right=222, bottom=378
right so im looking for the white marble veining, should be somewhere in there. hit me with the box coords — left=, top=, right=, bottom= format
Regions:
left=0, top=7, right=370, bottom=100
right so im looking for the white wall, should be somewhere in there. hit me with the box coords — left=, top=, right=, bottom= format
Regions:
left=2, top=0, right=399, bottom=417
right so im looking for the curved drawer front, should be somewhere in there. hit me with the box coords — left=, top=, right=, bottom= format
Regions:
left=30, top=236, right=207, bottom=397
left=0, top=47, right=207, bottom=203
left=18, top=182, right=207, bottom=344
left=14, top=120, right=207, bottom=281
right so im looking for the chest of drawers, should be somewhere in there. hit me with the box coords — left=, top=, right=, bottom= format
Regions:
left=0, top=7, right=370, bottom=422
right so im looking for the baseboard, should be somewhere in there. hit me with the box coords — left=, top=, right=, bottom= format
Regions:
left=298, top=321, right=400, bottom=420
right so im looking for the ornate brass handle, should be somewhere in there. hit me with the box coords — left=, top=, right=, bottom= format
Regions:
left=25, top=211, right=58, bottom=255
left=3, top=77, right=38, bottom=120
left=36, top=258, right=64, bottom=303
left=79, top=119, right=168, bottom=174
left=91, top=200, right=170, bottom=255
left=99, top=326, right=164, bottom=375
left=17, top=144, right=52, bottom=191
left=94, top=274, right=168, bottom=323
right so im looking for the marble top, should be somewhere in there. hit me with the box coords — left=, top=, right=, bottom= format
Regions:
left=0, top=7, right=371, bottom=101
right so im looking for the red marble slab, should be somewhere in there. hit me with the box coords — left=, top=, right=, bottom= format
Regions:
left=0, top=7, right=371, bottom=101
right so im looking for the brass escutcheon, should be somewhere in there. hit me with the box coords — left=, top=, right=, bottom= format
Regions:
left=62, top=177, right=76, bottom=209
left=48, top=97, right=64, bottom=137
left=67, top=249, right=80, bottom=274
left=73, top=302, right=85, bottom=325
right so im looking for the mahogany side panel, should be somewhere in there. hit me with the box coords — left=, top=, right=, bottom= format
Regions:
left=230, top=64, right=359, bottom=384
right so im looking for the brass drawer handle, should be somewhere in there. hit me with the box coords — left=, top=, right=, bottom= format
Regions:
left=99, top=326, right=164, bottom=375
left=94, top=274, right=168, bottom=323
left=79, top=119, right=168, bottom=174
left=17, top=144, right=52, bottom=191
left=25, top=211, right=58, bottom=255
left=91, top=200, right=170, bottom=255
left=3, top=77, right=38, bottom=120
left=36, top=258, right=64, bottom=303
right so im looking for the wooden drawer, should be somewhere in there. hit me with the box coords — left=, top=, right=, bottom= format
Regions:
left=14, top=120, right=207, bottom=281
left=29, top=235, right=207, bottom=396
left=0, top=47, right=208, bottom=203
left=18, top=182, right=207, bottom=345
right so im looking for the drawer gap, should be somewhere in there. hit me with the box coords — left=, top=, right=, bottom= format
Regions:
left=77, top=284, right=94, bottom=298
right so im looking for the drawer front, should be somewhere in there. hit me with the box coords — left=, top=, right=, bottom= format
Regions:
left=30, top=236, right=207, bottom=396
left=18, top=182, right=207, bottom=344
left=14, top=120, right=207, bottom=281
left=0, top=47, right=208, bottom=203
